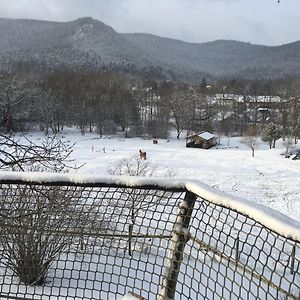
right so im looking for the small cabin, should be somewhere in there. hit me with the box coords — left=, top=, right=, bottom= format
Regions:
left=186, top=131, right=217, bottom=149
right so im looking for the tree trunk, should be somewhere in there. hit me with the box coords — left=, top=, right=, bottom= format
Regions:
left=128, top=208, right=135, bottom=256
left=176, top=129, right=180, bottom=140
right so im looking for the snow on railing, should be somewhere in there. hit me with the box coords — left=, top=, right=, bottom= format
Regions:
left=0, top=172, right=299, bottom=300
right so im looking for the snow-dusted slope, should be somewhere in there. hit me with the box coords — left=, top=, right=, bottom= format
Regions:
left=0, top=17, right=300, bottom=80
left=0, top=18, right=143, bottom=69
left=122, top=33, right=300, bottom=79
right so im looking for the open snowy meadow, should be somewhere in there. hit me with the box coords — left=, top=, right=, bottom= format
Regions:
left=2, top=130, right=299, bottom=300
left=23, top=130, right=300, bottom=222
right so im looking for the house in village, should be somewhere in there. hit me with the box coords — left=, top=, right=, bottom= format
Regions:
left=186, top=131, right=217, bottom=149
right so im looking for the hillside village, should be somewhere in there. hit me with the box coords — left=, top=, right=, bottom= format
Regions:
left=1, top=70, right=299, bottom=149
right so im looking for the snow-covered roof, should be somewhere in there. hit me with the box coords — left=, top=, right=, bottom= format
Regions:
left=199, top=132, right=215, bottom=140
left=0, top=171, right=299, bottom=242
left=187, top=131, right=215, bottom=141
left=214, top=94, right=282, bottom=103
left=213, top=112, right=238, bottom=122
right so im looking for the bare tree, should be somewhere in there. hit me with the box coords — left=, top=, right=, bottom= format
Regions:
left=36, top=92, right=65, bottom=134
left=274, top=80, right=291, bottom=141
left=160, top=83, right=195, bottom=139
left=288, top=81, right=300, bottom=145
left=283, top=134, right=294, bottom=156
left=0, top=73, right=38, bottom=133
left=0, top=134, right=78, bottom=172
left=241, top=125, right=261, bottom=157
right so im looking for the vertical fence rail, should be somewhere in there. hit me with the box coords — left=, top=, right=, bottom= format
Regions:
left=157, top=191, right=196, bottom=300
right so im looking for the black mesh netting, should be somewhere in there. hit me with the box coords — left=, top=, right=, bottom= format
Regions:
left=0, top=182, right=299, bottom=300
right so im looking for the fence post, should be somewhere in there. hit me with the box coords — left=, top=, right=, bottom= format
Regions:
left=235, top=237, right=240, bottom=264
left=290, top=243, right=296, bottom=275
left=157, top=191, right=196, bottom=300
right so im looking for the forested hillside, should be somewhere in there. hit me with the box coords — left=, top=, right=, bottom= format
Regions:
left=0, top=17, right=300, bottom=81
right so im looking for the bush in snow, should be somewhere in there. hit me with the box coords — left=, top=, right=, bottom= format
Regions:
left=261, top=123, right=281, bottom=149
left=0, top=185, right=81, bottom=285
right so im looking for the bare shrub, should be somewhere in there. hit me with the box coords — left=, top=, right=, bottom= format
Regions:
left=0, top=131, right=89, bottom=285
left=0, top=185, right=82, bottom=285
left=108, top=153, right=155, bottom=177
left=107, top=155, right=174, bottom=256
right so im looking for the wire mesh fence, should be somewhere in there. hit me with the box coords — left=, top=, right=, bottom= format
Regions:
left=0, top=174, right=299, bottom=300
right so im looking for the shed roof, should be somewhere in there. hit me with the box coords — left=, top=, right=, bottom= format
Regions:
left=186, top=131, right=216, bottom=141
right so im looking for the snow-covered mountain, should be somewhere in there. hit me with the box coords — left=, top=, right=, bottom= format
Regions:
left=0, top=17, right=300, bottom=81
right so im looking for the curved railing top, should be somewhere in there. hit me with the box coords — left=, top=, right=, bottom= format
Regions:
left=0, top=171, right=299, bottom=242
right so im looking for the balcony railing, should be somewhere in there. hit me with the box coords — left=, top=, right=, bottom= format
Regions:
left=0, top=172, right=299, bottom=299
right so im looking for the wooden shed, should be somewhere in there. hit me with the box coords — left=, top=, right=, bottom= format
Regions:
left=186, top=131, right=217, bottom=149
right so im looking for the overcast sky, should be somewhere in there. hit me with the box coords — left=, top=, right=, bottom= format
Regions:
left=0, top=0, right=299, bottom=46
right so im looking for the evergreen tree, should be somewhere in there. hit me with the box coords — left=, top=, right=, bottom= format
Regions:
left=261, top=123, right=281, bottom=149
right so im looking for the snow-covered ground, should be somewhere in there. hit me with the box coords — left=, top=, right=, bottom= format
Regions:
left=2, top=130, right=300, bottom=299
left=24, top=130, right=299, bottom=222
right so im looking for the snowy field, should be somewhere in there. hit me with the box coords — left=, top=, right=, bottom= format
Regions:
left=21, top=130, right=300, bottom=221
left=41, top=130, right=299, bottom=222
left=1, top=130, right=300, bottom=299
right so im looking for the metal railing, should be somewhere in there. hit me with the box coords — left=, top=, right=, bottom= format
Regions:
left=0, top=172, right=299, bottom=300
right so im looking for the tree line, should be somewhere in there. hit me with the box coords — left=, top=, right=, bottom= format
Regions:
left=0, top=70, right=299, bottom=143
